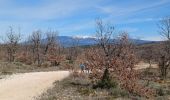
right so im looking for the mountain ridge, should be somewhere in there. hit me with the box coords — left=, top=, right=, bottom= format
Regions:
left=54, top=36, right=159, bottom=47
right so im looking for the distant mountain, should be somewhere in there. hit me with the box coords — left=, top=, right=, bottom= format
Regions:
left=58, top=36, right=97, bottom=47
left=55, top=36, right=158, bottom=47
left=129, top=39, right=158, bottom=45
left=39, top=36, right=159, bottom=47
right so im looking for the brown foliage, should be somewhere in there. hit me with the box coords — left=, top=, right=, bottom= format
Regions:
left=46, top=55, right=64, bottom=66
left=46, top=46, right=64, bottom=66
left=84, top=34, right=156, bottom=98
left=16, top=52, right=32, bottom=65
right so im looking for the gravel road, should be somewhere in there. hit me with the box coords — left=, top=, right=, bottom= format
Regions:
left=0, top=71, right=70, bottom=100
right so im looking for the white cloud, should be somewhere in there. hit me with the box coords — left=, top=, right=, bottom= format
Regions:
left=0, top=0, right=101, bottom=20
left=57, top=21, right=95, bottom=34
left=0, top=0, right=169, bottom=41
left=0, top=1, right=77, bottom=20
left=118, top=18, right=162, bottom=24
left=98, top=0, right=170, bottom=16
left=97, top=0, right=170, bottom=24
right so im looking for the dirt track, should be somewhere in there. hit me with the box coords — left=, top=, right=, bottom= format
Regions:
left=0, top=71, right=70, bottom=100
left=135, top=62, right=158, bottom=70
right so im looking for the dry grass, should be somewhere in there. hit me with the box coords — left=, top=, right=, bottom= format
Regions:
left=37, top=73, right=131, bottom=100
left=135, top=62, right=158, bottom=70
left=0, top=61, right=61, bottom=75
left=0, top=61, right=169, bottom=100
left=37, top=62, right=170, bottom=100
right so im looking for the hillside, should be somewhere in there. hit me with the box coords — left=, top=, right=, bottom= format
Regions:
left=41, top=36, right=159, bottom=47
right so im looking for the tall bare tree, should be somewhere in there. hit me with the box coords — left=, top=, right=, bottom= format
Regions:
left=158, top=17, right=170, bottom=79
left=44, top=30, right=58, bottom=55
left=5, top=26, right=21, bottom=62
left=95, top=19, right=116, bottom=72
left=159, top=17, right=170, bottom=40
left=95, top=19, right=115, bottom=57
left=30, top=30, right=42, bottom=67
left=44, top=30, right=63, bottom=66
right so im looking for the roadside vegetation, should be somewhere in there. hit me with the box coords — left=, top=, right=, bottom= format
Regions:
left=0, top=17, right=170, bottom=99
left=37, top=71, right=170, bottom=100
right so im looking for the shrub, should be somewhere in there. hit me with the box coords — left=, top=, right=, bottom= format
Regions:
left=84, top=34, right=156, bottom=98
left=77, top=87, right=95, bottom=96
left=109, top=87, right=129, bottom=98
left=166, top=89, right=170, bottom=95
left=156, top=88, right=164, bottom=96
left=41, top=62, right=51, bottom=68
left=68, top=60, right=74, bottom=64
left=156, top=96, right=169, bottom=100
left=93, top=68, right=118, bottom=89
left=13, top=62, right=23, bottom=66
left=25, top=60, right=32, bottom=65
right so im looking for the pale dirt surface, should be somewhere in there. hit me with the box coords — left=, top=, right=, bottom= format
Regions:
left=0, top=71, right=70, bottom=100
left=135, top=62, right=158, bottom=70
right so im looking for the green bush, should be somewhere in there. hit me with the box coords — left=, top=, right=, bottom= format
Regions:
left=68, top=60, right=74, bottom=64
left=13, top=62, right=23, bottom=67
left=166, top=89, right=170, bottom=95
left=93, top=68, right=118, bottom=89
left=156, top=88, right=164, bottom=96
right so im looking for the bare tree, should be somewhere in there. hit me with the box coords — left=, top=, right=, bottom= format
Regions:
left=44, top=30, right=58, bottom=55
left=5, top=26, right=21, bottom=62
left=84, top=33, right=155, bottom=98
left=95, top=19, right=115, bottom=57
left=68, top=37, right=81, bottom=61
left=94, top=19, right=116, bottom=75
left=159, top=17, right=170, bottom=40
left=83, top=19, right=156, bottom=98
left=44, top=30, right=64, bottom=66
left=30, top=30, right=42, bottom=67
left=158, top=17, right=170, bottom=80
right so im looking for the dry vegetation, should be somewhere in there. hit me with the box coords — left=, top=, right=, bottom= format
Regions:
left=36, top=18, right=170, bottom=99
left=0, top=18, right=170, bottom=99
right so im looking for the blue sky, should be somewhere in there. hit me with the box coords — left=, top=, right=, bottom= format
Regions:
left=0, top=0, right=170, bottom=41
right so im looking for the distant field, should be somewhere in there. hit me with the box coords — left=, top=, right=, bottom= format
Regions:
left=135, top=62, right=158, bottom=70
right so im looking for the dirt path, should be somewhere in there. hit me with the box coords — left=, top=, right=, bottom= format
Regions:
left=0, top=71, right=70, bottom=100
left=135, top=62, right=158, bottom=70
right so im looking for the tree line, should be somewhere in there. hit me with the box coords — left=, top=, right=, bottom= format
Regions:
left=0, top=17, right=170, bottom=98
